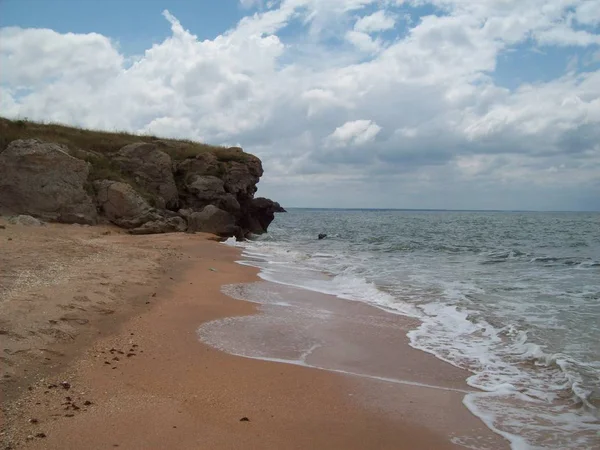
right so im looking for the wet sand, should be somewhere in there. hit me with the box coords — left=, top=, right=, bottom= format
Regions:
left=1, top=219, right=507, bottom=449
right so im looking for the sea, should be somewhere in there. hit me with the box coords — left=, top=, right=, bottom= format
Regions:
left=204, top=209, right=600, bottom=449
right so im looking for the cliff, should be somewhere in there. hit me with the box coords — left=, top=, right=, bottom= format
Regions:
left=0, top=118, right=285, bottom=238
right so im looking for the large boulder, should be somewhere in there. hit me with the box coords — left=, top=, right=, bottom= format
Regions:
left=242, top=197, right=286, bottom=235
left=185, top=205, right=240, bottom=237
left=113, top=143, right=178, bottom=209
left=0, top=139, right=98, bottom=224
left=94, top=180, right=160, bottom=228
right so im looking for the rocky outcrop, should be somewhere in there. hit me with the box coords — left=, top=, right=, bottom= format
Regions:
left=0, top=139, right=97, bottom=224
left=113, top=143, right=178, bottom=209
left=241, top=198, right=287, bottom=235
left=94, top=180, right=158, bottom=228
left=0, top=122, right=284, bottom=239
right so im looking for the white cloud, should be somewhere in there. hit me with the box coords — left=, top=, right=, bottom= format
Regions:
left=326, top=120, right=382, bottom=147
left=1, top=1, right=599, bottom=209
left=354, top=10, right=396, bottom=33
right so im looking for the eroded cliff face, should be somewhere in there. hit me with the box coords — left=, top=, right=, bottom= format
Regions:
left=0, top=135, right=284, bottom=239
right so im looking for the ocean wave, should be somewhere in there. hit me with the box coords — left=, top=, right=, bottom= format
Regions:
left=224, top=228, right=600, bottom=449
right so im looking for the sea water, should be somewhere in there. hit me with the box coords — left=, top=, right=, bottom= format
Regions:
left=214, top=209, right=600, bottom=449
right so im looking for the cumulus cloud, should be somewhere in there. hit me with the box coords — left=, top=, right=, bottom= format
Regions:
left=1, top=0, right=599, bottom=210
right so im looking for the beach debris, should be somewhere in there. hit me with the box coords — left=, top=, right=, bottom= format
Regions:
left=318, top=233, right=327, bottom=240
left=28, top=418, right=38, bottom=424
left=0, top=225, right=5, bottom=229
left=7, top=237, right=12, bottom=241
left=151, top=293, right=157, bottom=297
left=47, top=384, right=58, bottom=389
left=35, top=433, right=46, bottom=438
left=209, top=267, right=217, bottom=272
left=84, top=400, right=92, bottom=406
left=239, top=417, right=250, bottom=422
left=60, top=381, right=71, bottom=390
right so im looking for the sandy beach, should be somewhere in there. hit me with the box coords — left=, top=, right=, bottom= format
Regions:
left=0, top=219, right=507, bottom=449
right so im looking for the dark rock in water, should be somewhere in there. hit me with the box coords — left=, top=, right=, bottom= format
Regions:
left=318, top=233, right=327, bottom=240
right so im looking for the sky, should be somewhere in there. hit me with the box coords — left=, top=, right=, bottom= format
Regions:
left=1, top=0, right=599, bottom=211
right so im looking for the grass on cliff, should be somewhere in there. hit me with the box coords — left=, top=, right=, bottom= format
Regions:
left=0, top=117, right=252, bottom=163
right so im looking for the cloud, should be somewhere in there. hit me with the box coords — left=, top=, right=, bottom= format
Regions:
left=354, top=10, right=396, bottom=33
left=326, top=120, right=382, bottom=147
left=1, top=1, right=599, bottom=210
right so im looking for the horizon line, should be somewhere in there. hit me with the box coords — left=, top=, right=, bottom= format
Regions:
left=278, top=207, right=600, bottom=213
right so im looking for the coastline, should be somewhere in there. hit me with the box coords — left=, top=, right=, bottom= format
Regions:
left=1, top=221, right=506, bottom=449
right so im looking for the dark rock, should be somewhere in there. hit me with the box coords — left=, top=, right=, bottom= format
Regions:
left=29, top=418, right=38, bottom=424
left=35, top=433, right=46, bottom=438
left=0, top=225, right=5, bottom=229
left=186, top=205, right=239, bottom=237
left=84, top=400, right=92, bottom=406
left=0, top=139, right=97, bottom=224
left=60, top=381, right=71, bottom=390
left=239, top=417, right=250, bottom=422
left=318, top=233, right=327, bottom=240
left=241, top=198, right=286, bottom=235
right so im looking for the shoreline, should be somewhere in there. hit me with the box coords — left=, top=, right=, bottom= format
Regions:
left=1, top=222, right=506, bottom=449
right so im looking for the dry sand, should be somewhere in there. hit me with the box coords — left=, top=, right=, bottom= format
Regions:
left=0, top=218, right=507, bottom=449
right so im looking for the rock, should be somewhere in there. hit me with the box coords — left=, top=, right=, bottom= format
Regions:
left=60, top=381, right=71, bottom=390
left=187, top=175, right=226, bottom=202
left=94, top=180, right=160, bottom=228
left=318, top=233, right=327, bottom=240
left=129, top=217, right=187, bottom=235
left=35, top=433, right=46, bottom=438
left=113, top=143, right=178, bottom=209
left=7, top=215, right=44, bottom=226
left=187, top=205, right=239, bottom=237
left=221, top=158, right=263, bottom=199
left=0, top=225, right=5, bottom=229
left=239, top=417, right=250, bottom=422
left=0, top=139, right=97, bottom=224
left=242, top=198, right=286, bottom=235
